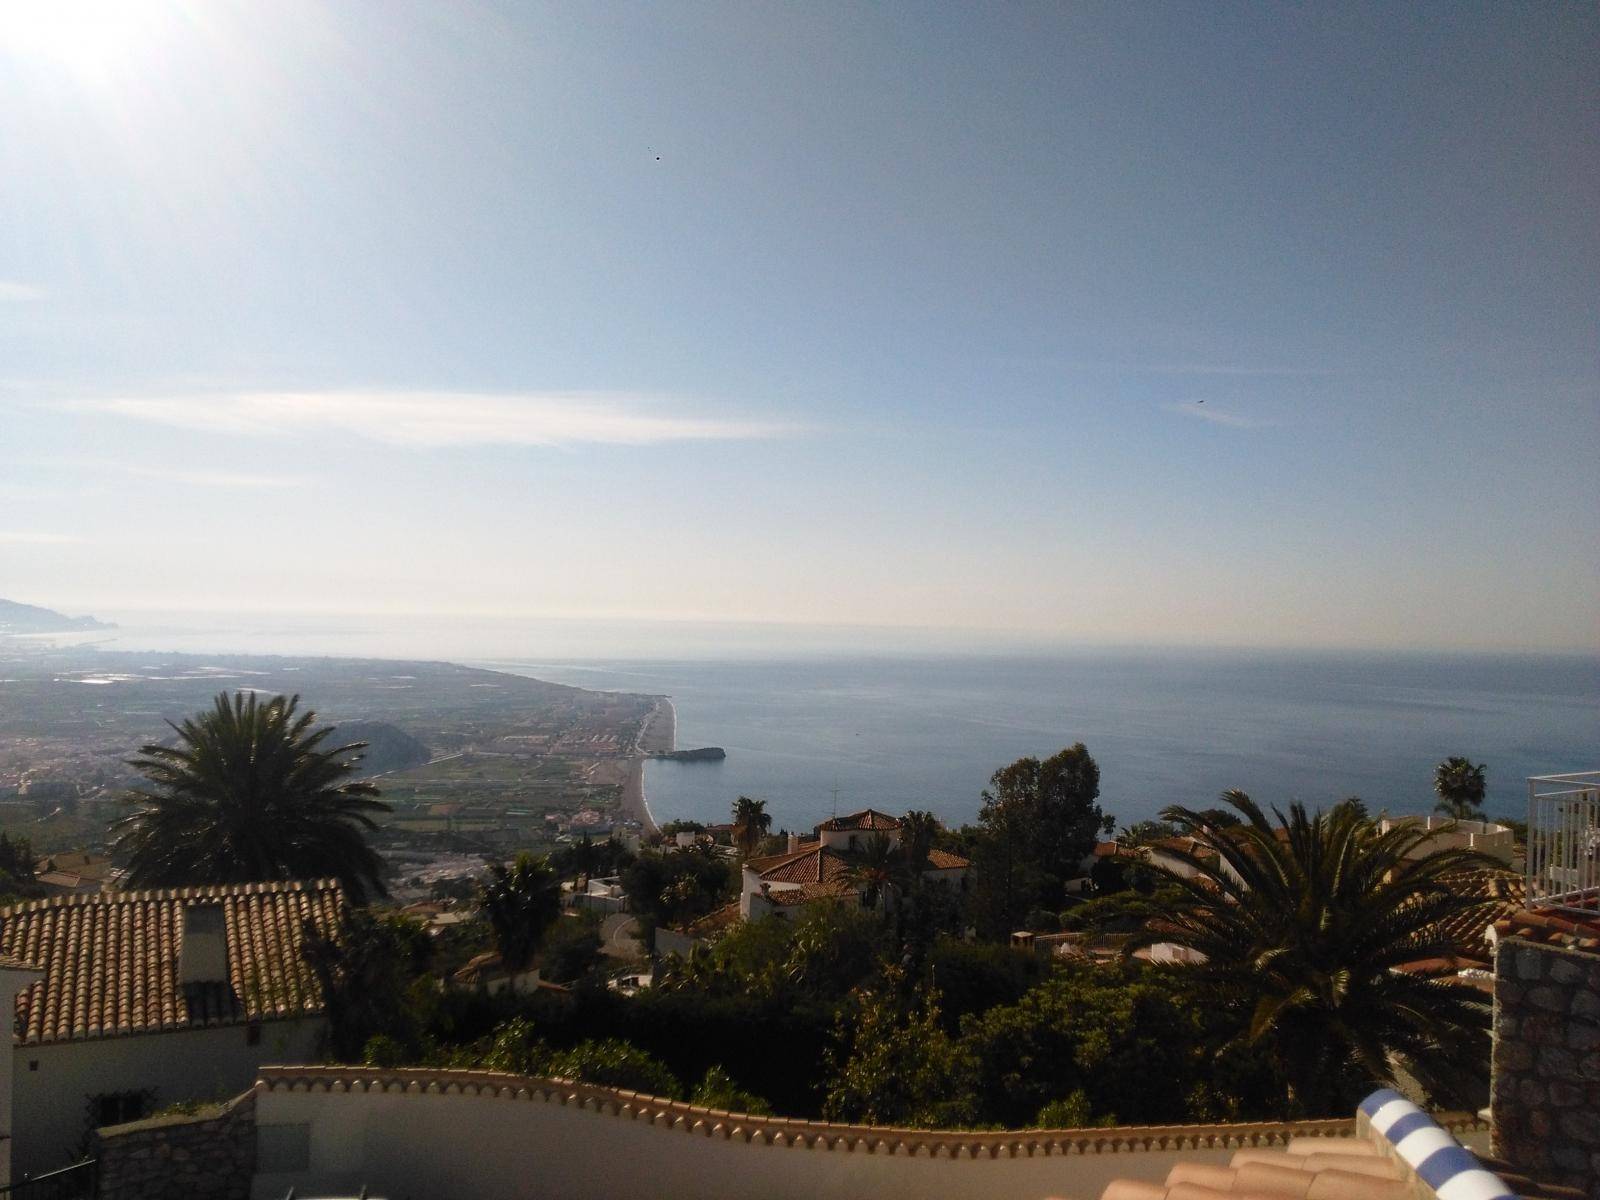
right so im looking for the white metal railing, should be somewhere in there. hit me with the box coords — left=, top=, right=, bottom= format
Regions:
left=1526, top=772, right=1600, bottom=915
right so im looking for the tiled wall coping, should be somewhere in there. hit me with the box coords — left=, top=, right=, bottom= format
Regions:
left=255, top=1067, right=1485, bottom=1157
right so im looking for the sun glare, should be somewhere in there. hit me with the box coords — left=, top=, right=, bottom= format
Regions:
left=1, top=0, right=172, bottom=80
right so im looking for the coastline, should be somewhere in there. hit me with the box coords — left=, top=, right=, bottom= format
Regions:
left=623, top=696, right=675, bottom=837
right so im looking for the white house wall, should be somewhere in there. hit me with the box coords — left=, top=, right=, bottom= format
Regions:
left=11, top=1017, right=324, bottom=1179
left=0, top=965, right=42, bottom=1188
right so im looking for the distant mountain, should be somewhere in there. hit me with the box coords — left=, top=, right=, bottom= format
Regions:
left=331, top=720, right=432, bottom=776
left=0, top=599, right=114, bottom=634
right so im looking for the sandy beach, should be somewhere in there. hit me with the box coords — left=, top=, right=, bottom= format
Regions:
left=621, top=696, right=675, bottom=836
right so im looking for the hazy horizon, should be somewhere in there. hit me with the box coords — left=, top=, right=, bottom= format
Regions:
left=12, top=602, right=1600, bottom=664
left=4, top=3, right=1597, bottom=652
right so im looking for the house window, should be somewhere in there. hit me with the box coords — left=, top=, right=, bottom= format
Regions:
left=246, top=1020, right=262, bottom=1046
left=87, top=1090, right=153, bottom=1129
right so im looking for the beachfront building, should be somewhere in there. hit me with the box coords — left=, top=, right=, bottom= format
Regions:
left=0, top=879, right=339, bottom=1181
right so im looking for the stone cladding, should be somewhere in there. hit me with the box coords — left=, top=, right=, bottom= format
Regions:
left=1491, top=935, right=1600, bottom=1198
left=91, top=1091, right=256, bottom=1200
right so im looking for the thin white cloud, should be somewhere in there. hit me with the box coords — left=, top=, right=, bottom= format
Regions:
left=0, top=531, right=86, bottom=545
left=0, top=281, right=43, bottom=302
left=71, top=391, right=800, bottom=448
left=7, top=457, right=303, bottom=490
left=1161, top=402, right=1264, bottom=429
left=119, top=464, right=304, bottom=488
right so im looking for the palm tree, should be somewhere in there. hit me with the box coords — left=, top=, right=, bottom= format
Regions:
left=732, top=795, right=772, bottom=858
left=1433, top=757, right=1487, bottom=820
left=849, top=832, right=901, bottom=909
left=114, top=692, right=391, bottom=903
left=478, top=852, right=562, bottom=977
left=898, top=810, right=939, bottom=872
left=1129, top=789, right=1503, bottom=1116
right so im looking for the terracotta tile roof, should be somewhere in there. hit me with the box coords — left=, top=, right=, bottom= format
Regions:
left=751, top=841, right=968, bottom=885
left=767, top=879, right=857, bottom=906
left=1093, top=840, right=1132, bottom=858
left=1102, top=1091, right=1512, bottom=1200
left=1494, top=903, right=1600, bottom=955
left=817, top=808, right=901, bottom=833
left=745, top=846, right=818, bottom=877
left=753, top=845, right=855, bottom=885
left=684, top=901, right=741, bottom=937
left=1149, top=835, right=1220, bottom=860
left=0, top=879, right=343, bottom=1045
left=0, top=953, right=41, bottom=972
left=1432, top=870, right=1523, bottom=957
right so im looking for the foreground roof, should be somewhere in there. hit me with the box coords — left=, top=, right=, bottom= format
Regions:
left=1102, top=1089, right=1512, bottom=1200
left=0, top=878, right=342, bottom=1045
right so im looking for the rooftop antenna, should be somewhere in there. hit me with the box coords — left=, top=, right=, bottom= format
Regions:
left=831, top=781, right=840, bottom=820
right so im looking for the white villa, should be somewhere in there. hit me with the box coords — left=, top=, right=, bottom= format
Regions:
left=739, top=808, right=970, bottom=920
left=0, top=879, right=339, bottom=1183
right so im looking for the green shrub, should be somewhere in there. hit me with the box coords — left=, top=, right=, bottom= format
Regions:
left=547, top=1038, right=682, bottom=1099
left=690, top=1066, right=772, bottom=1115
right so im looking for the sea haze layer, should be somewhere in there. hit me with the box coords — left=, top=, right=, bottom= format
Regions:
left=485, top=652, right=1599, bottom=833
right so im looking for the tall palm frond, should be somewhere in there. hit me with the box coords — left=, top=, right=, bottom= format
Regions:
left=849, top=833, right=902, bottom=909
left=1127, top=789, right=1504, bottom=1116
left=732, top=795, right=772, bottom=858
left=1433, top=757, right=1487, bottom=820
left=478, top=852, right=562, bottom=972
left=113, top=692, right=391, bottom=903
left=899, top=810, right=939, bottom=871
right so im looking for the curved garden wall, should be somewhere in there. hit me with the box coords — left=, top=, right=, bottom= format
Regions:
left=249, top=1067, right=1484, bottom=1200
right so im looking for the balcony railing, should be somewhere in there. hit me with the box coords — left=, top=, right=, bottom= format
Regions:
left=0, top=1161, right=96, bottom=1200
left=1526, top=771, right=1600, bottom=915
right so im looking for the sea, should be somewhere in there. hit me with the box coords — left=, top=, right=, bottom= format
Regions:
left=487, top=651, right=1598, bottom=834
left=33, top=612, right=1599, bottom=835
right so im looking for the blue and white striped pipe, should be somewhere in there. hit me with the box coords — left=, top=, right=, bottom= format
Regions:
left=1358, top=1089, right=1512, bottom=1200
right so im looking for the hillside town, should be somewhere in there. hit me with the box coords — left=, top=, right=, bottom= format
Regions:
left=0, top=687, right=1595, bottom=1200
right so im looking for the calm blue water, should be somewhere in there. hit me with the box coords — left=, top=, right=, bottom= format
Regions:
left=484, top=652, right=1600, bottom=834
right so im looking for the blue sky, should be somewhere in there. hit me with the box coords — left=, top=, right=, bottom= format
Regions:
left=2, top=1, right=1596, bottom=651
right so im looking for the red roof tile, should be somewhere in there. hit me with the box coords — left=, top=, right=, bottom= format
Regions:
left=1, top=879, right=343, bottom=1045
left=755, top=845, right=855, bottom=885
left=1494, top=903, right=1600, bottom=955
left=817, top=808, right=901, bottom=833
left=1433, top=870, right=1523, bottom=957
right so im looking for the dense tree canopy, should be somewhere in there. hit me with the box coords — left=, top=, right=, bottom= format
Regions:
left=959, top=961, right=1277, bottom=1127
left=0, top=832, right=42, bottom=906
left=965, top=743, right=1112, bottom=937
left=619, top=844, right=736, bottom=936
left=114, top=692, right=391, bottom=902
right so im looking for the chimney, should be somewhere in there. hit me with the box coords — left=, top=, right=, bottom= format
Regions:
left=178, top=903, right=229, bottom=985
left=786, top=832, right=800, bottom=853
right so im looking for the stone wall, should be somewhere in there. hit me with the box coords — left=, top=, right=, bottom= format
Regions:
left=1492, top=936, right=1600, bottom=1198
left=91, top=1090, right=255, bottom=1200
